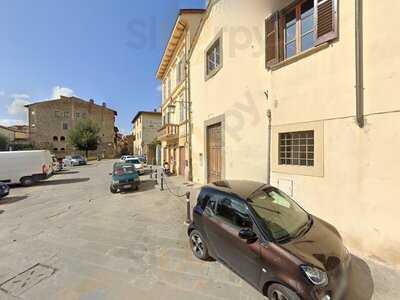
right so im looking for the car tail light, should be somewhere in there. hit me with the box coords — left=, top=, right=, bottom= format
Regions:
left=42, top=164, right=48, bottom=174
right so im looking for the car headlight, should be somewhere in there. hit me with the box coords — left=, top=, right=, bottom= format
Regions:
left=301, top=265, right=328, bottom=286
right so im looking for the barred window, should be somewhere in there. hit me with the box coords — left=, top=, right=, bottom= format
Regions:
left=279, top=130, right=314, bottom=166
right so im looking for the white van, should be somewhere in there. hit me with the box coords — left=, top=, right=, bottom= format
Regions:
left=0, top=150, right=54, bottom=186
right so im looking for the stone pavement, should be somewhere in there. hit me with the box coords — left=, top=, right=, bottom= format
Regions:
left=0, top=160, right=398, bottom=300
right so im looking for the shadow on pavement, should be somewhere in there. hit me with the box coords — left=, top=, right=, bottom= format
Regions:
left=57, top=171, right=80, bottom=175
left=0, top=195, right=28, bottom=205
left=139, top=179, right=156, bottom=192
left=36, top=178, right=90, bottom=186
left=344, top=254, right=374, bottom=300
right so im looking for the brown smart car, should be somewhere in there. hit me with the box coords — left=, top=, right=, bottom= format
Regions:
left=188, top=181, right=351, bottom=300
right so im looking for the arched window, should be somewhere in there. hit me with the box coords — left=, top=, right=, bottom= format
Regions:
left=53, top=136, right=58, bottom=142
left=60, top=136, right=66, bottom=142
left=61, top=148, right=65, bottom=151
left=53, top=148, right=58, bottom=151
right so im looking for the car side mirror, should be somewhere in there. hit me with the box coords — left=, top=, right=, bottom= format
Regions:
left=239, top=228, right=258, bottom=243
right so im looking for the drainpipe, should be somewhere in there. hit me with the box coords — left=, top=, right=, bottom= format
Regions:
left=355, top=0, right=364, bottom=128
left=185, top=30, right=194, bottom=182
left=266, top=109, right=272, bottom=185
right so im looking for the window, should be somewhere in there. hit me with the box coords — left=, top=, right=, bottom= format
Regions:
left=61, top=148, right=65, bottom=151
left=279, top=130, right=314, bottom=166
left=215, top=196, right=252, bottom=228
left=53, top=148, right=58, bottom=151
left=63, top=123, right=68, bottom=130
left=179, top=95, right=186, bottom=123
left=60, top=136, right=66, bottom=142
left=75, top=112, right=80, bottom=118
left=168, top=75, right=172, bottom=96
left=64, top=112, right=70, bottom=118
left=55, top=111, right=61, bottom=118
left=266, top=0, right=338, bottom=67
left=53, top=136, right=58, bottom=142
left=206, top=37, right=222, bottom=77
left=176, top=60, right=183, bottom=84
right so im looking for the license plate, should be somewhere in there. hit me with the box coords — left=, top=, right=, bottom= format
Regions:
left=123, top=185, right=131, bottom=189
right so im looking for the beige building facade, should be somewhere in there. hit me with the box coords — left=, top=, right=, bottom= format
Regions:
left=0, top=125, right=30, bottom=150
left=188, top=0, right=400, bottom=266
left=132, top=111, right=162, bottom=162
left=157, top=9, right=205, bottom=179
left=26, top=96, right=117, bottom=158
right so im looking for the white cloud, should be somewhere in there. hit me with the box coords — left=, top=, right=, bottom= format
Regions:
left=52, top=86, right=75, bottom=99
left=0, top=118, right=26, bottom=126
left=156, top=84, right=162, bottom=93
left=7, top=94, right=31, bottom=116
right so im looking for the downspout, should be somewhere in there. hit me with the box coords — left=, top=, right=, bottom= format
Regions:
left=266, top=109, right=272, bottom=185
left=355, top=0, right=364, bottom=128
left=186, top=30, right=194, bottom=182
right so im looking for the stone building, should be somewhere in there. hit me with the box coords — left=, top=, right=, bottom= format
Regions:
left=0, top=125, right=30, bottom=150
left=131, top=111, right=162, bottom=164
left=25, top=96, right=117, bottom=158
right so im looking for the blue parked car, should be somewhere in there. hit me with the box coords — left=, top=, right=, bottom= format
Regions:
left=0, top=183, right=10, bottom=199
left=110, top=162, right=140, bottom=193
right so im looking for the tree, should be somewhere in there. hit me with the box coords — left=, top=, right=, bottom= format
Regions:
left=0, top=133, right=8, bottom=151
left=68, top=119, right=101, bottom=157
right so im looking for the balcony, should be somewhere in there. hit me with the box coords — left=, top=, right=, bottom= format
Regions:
left=159, top=124, right=179, bottom=142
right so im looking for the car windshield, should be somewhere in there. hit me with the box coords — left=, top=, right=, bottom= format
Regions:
left=72, top=156, right=82, bottom=159
left=248, top=187, right=310, bottom=243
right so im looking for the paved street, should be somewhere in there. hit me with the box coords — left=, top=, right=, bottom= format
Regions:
left=0, top=160, right=399, bottom=300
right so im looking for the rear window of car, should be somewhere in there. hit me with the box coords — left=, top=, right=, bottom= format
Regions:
left=72, top=156, right=81, bottom=159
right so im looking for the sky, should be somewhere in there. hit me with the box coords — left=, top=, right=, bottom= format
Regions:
left=0, top=0, right=205, bottom=134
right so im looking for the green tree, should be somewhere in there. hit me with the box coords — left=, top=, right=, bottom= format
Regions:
left=68, top=119, right=101, bottom=157
left=0, top=133, right=8, bottom=151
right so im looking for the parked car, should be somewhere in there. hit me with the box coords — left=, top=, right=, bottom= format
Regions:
left=135, top=156, right=147, bottom=167
left=64, top=155, right=87, bottom=166
left=0, top=150, right=54, bottom=186
left=125, top=158, right=145, bottom=175
left=109, top=162, right=140, bottom=193
left=0, top=182, right=10, bottom=199
left=120, top=155, right=134, bottom=162
left=188, top=180, right=351, bottom=300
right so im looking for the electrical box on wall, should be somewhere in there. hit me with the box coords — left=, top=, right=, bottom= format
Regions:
left=277, top=178, right=294, bottom=197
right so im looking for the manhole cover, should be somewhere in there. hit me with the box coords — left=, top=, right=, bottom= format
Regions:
left=0, top=264, right=56, bottom=296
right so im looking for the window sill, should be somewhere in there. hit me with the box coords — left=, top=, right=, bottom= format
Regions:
left=269, top=43, right=330, bottom=71
left=205, top=64, right=222, bottom=81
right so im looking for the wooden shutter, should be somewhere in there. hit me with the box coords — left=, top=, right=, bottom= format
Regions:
left=265, top=12, right=279, bottom=68
left=315, top=0, right=338, bottom=46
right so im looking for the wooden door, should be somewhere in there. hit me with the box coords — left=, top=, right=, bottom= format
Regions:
left=207, top=123, right=222, bottom=183
left=179, top=147, right=185, bottom=176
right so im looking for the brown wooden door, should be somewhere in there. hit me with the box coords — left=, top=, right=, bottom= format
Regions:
left=207, top=123, right=222, bottom=183
left=179, top=147, right=185, bottom=176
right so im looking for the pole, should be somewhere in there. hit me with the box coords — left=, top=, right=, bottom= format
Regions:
left=185, top=192, right=191, bottom=225
left=150, top=166, right=153, bottom=179
left=266, top=110, right=272, bottom=185
left=160, top=171, right=164, bottom=191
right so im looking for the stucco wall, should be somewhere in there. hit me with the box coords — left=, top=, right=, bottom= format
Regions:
left=191, top=0, right=269, bottom=184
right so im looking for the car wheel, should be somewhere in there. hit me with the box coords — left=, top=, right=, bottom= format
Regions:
left=20, top=177, right=34, bottom=187
left=267, top=284, right=301, bottom=300
left=189, top=230, right=210, bottom=261
left=110, top=185, right=118, bottom=194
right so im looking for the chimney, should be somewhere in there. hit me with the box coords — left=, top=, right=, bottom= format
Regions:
left=89, top=99, right=95, bottom=104
left=102, top=102, right=106, bottom=108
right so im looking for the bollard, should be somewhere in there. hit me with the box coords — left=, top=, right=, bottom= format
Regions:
left=150, top=166, right=153, bottom=179
left=185, top=192, right=191, bottom=225
left=160, top=172, right=164, bottom=191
